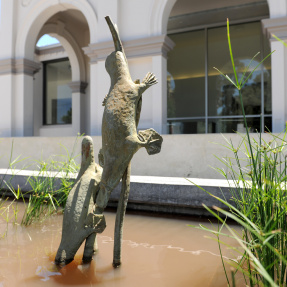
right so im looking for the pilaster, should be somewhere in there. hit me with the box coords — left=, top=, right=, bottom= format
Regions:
left=0, top=58, right=41, bottom=136
left=263, top=17, right=287, bottom=132
left=68, top=81, right=88, bottom=134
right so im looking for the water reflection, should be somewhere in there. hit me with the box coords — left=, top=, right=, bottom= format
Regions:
left=36, top=265, right=61, bottom=282
left=0, top=202, right=244, bottom=287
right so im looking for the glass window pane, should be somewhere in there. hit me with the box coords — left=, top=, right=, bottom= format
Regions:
left=208, top=117, right=271, bottom=133
left=44, top=59, right=72, bottom=125
left=167, top=30, right=205, bottom=118
left=168, top=119, right=205, bottom=134
left=208, top=22, right=262, bottom=117
left=263, top=33, right=272, bottom=115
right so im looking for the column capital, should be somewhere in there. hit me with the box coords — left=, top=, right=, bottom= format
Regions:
left=0, top=58, right=41, bottom=76
left=262, top=17, right=287, bottom=41
left=83, top=35, right=175, bottom=63
left=68, top=81, right=88, bottom=94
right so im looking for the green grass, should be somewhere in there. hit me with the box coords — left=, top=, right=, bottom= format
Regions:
left=0, top=136, right=82, bottom=228
left=21, top=137, right=81, bottom=225
left=194, top=19, right=287, bottom=286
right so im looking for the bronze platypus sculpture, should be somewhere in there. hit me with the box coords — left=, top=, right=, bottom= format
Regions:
left=87, top=16, right=163, bottom=266
left=55, top=16, right=163, bottom=268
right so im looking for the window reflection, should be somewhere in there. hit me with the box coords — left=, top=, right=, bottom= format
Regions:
left=167, top=21, right=272, bottom=134
left=168, top=119, right=205, bottom=134
left=208, top=22, right=262, bottom=117
left=43, top=59, right=72, bottom=125
left=168, top=30, right=205, bottom=119
left=208, top=117, right=272, bottom=133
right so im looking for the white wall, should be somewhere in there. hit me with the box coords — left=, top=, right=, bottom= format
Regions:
left=0, top=133, right=278, bottom=179
left=1, top=0, right=286, bottom=138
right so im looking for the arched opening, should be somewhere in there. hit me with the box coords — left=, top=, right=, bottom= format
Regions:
left=14, top=0, right=97, bottom=137
left=166, top=0, right=271, bottom=134
left=31, top=8, right=90, bottom=136
left=36, top=35, right=72, bottom=126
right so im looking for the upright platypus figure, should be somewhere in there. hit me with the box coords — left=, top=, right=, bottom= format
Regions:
left=87, top=16, right=163, bottom=266
left=55, top=136, right=105, bottom=265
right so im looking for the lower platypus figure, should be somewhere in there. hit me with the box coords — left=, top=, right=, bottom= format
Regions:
left=55, top=136, right=105, bottom=266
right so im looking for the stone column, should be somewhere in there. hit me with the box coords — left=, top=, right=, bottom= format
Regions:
left=0, top=58, right=40, bottom=136
left=125, top=35, right=174, bottom=134
left=262, top=17, right=287, bottom=132
left=0, top=61, right=14, bottom=137
left=68, top=81, right=88, bottom=134
left=267, top=0, right=287, bottom=18
left=0, top=1, right=17, bottom=137
left=83, top=42, right=113, bottom=136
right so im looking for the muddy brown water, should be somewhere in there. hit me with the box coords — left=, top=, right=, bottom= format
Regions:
left=0, top=202, right=244, bottom=287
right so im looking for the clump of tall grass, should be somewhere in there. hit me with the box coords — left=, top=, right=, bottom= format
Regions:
left=0, top=197, right=19, bottom=238
left=21, top=137, right=81, bottom=225
left=0, top=136, right=81, bottom=226
left=0, top=140, right=29, bottom=237
left=195, top=19, right=287, bottom=286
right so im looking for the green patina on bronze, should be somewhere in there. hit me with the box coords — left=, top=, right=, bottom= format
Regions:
left=55, top=16, right=162, bottom=268
left=55, top=136, right=104, bottom=265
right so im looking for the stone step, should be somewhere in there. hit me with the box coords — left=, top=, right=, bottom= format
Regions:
left=0, top=169, right=238, bottom=216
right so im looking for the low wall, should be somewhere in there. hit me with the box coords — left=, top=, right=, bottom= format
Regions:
left=0, top=133, right=275, bottom=179
left=0, top=169, right=237, bottom=216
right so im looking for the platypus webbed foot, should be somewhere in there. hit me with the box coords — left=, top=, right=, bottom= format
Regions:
left=138, top=128, right=163, bottom=155
left=142, top=72, right=158, bottom=87
left=84, top=213, right=106, bottom=233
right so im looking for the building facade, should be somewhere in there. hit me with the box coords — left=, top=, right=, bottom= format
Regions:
left=0, top=0, right=286, bottom=138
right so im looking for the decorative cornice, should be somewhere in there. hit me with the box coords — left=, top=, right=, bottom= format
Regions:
left=262, top=17, right=287, bottom=41
left=83, top=35, right=175, bottom=63
left=68, top=81, right=88, bottom=94
left=0, top=58, right=41, bottom=76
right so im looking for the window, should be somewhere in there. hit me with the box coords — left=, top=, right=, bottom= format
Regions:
left=43, top=58, right=72, bottom=125
left=167, top=21, right=271, bottom=134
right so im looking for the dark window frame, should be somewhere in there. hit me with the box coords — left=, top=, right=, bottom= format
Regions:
left=42, top=57, right=71, bottom=126
left=167, top=20, right=272, bottom=134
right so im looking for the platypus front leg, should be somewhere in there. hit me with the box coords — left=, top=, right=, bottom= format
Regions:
left=138, top=72, right=158, bottom=94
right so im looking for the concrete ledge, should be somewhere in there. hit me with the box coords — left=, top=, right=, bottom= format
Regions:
left=0, top=169, right=236, bottom=216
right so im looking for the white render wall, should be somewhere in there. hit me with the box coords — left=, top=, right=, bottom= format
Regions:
left=0, top=0, right=175, bottom=137
left=0, top=1, right=287, bottom=166
left=0, top=133, right=278, bottom=179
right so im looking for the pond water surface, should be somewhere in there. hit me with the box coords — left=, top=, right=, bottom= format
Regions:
left=0, top=202, right=243, bottom=287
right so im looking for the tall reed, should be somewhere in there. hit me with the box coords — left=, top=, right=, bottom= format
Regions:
left=0, top=140, right=28, bottom=237
left=194, top=19, right=287, bottom=286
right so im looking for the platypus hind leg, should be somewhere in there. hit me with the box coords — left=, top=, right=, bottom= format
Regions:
left=82, top=232, right=98, bottom=263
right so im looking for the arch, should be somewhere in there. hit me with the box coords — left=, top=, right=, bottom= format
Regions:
left=150, top=0, right=177, bottom=36
left=38, top=23, right=86, bottom=82
left=152, top=0, right=271, bottom=37
left=15, top=0, right=98, bottom=60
